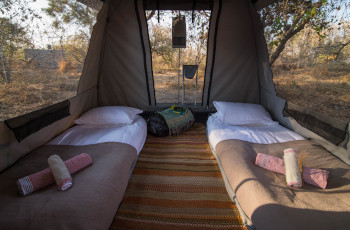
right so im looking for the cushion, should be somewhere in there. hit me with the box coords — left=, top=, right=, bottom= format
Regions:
left=74, top=106, right=143, bottom=126
left=213, top=101, right=275, bottom=126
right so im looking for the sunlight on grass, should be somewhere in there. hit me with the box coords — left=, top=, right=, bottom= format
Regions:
left=273, top=64, right=350, bottom=121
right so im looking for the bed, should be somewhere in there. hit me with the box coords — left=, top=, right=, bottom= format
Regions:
left=47, top=115, right=147, bottom=155
left=0, top=106, right=147, bottom=230
left=207, top=101, right=350, bottom=230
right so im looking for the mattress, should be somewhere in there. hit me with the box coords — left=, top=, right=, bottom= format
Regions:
left=0, top=143, right=137, bottom=230
left=48, top=115, right=147, bottom=154
left=207, top=113, right=305, bottom=149
left=215, top=139, right=350, bottom=230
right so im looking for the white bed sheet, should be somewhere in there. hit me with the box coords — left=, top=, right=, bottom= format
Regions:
left=47, top=116, right=147, bottom=155
left=207, top=113, right=305, bottom=150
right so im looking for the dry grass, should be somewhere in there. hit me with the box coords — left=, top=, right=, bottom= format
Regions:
left=273, top=63, right=350, bottom=122
left=154, top=71, right=204, bottom=104
left=1, top=64, right=349, bottom=123
left=0, top=68, right=80, bottom=121
left=154, top=63, right=350, bottom=122
left=58, top=59, right=73, bottom=73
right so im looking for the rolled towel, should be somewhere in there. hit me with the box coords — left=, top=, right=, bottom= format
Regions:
left=48, top=155, right=72, bottom=191
left=284, top=148, right=302, bottom=188
left=255, top=152, right=285, bottom=174
left=17, top=153, right=92, bottom=196
left=303, top=166, right=329, bottom=189
left=255, top=153, right=329, bottom=189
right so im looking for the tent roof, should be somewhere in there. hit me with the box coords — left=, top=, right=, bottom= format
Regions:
left=78, top=0, right=279, bottom=11
left=254, top=0, right=278, bottom=10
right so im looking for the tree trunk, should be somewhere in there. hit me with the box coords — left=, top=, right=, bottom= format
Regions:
left=269, top=37, right=289, bottom=67
left=147, top=10, right=156, bottom=21
left=0, top=44, right=11, bottom=83
left=334, top=41, right=350, bottom=61
left=269, top=22, right=307, bottom=66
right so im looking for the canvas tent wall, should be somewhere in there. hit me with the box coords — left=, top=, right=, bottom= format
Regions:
left=97, top=0, right=262, bottom=108
left=0, top=0, right=108, bottom=171
left=0, top=0, right=349, bottom=173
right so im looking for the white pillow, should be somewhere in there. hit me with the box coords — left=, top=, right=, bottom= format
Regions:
left=213, top=101, right=275, bottom=126
left=74, top=106, right=143, bottom=126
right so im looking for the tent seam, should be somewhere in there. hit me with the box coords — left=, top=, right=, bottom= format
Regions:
left=134, top=0, right=152, bottom=106
left=201, top=0, right=214, bottom=107
left=142, top=0, right=157, bottom=106
left=206, top=0, right=222, bottom=107
left=247, top=1, right=262, bottom=104
left=96, top=0, right=111, bottom=106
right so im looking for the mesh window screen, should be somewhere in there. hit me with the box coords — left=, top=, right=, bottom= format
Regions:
left=146, top=10, right=211, bottom=104
left=0, top=0, right=102, bottom=121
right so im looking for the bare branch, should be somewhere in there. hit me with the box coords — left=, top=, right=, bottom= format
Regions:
left=147, top=10, right=156, bottom=21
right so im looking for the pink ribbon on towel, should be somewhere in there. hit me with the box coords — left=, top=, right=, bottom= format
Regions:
left=255, top=153, right=329, bottom=189
left=17, top=153, right=93, bottom=196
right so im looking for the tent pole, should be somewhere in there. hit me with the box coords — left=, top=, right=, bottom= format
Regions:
left=182, top=66, right=184, bottom=105
left=178, top=48, right=180, bottom=104
left=181, top=50, right=184, bottom=105
left=195, top=70, right=197, bottom=105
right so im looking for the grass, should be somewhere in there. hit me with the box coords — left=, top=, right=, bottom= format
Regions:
left=0, top=68, right=80, bottom=121
left=153, top=71, right=204, bottom=104
left=0, top=63, right=349, bottom=123
left=272, top=63, right=350, bottom=122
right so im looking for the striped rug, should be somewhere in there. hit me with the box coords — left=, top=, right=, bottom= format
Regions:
left=111, top=123, right=247, bottom=230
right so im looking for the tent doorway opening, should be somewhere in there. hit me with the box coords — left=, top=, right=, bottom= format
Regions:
left=145, top=10, right=211, bottom=105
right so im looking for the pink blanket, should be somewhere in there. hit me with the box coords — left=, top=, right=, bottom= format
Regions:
left=17, top=153, right=92, bottom=196
left=255, top=153, right=329, bottom=189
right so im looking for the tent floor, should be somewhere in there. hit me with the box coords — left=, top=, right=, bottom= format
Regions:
left=111, top=123, right=247, bottom=230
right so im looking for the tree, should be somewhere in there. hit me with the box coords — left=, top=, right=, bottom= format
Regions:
left=0, top=43, right=11, bottom=83
left=0, top=0, right=37, bottom=83
left=260, top=0, right=347, bottom=66
left=0, top=18, right=32, bottom=83
left=44, top=0, right=98, bottom=38
left=0, top=0, right=38, bottom=18
left=317, top=40, right=350, bottom=62
left=325, top=21, right=350, bottom=61
left=146, top=10, right=211, bottom=70
left=188, top=11, right=211, bottom=66
left=61, top=32, right=90, bottom=67
left=149, top=25, right=176, bottom=67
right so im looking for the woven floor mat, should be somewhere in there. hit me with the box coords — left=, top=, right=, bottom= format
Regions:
left=111, top=123, right=247, bottom=230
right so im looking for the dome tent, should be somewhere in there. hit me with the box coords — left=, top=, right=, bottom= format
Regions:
left=0, top=0, right=349, bottom=172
